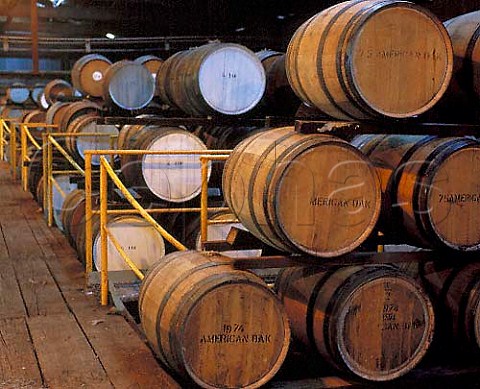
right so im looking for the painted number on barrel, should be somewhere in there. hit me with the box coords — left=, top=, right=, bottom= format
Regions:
left=93, top=71, right=103, bottom=81
left=222, top=72, right=237, bottom=79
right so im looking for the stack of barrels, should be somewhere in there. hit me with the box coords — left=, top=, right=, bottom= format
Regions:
left=10, top=3, right=480, bottom=386
left=209, top=1, right=480, bottom=386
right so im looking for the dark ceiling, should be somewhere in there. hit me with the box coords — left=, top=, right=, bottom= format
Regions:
left=1, top=0, right=480, bottom=59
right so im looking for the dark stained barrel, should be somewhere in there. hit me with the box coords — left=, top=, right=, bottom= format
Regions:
left=58, top=100, right=102, bottom=132
left=1, top=106, right=26, bottom=121
left=194, top=125, right=262, bottom=188
left=352, top=134, right=480, bottom=250
left=399, top=260, right=480, bottom=356
left=22, top=110, right=47, bottom=141
left=45, top=102, right=70, bottom=127
left=65, top=115, right=118, bottom=165
left=139, top=250, right=290, bottom=388
left=223, top=126, right=381, bottom=257
left=276, top=265, right=435, bottom=381
left=43, top=79, right=74, bottom=106
left=286, top=0, right=453, bottom=120
left=102, top=60, right=155, bottom=111
left=71, top=54, right=112, bottom=97
left=256, top=51, right=300, bottom=115
left=156, top=50, right=189, bottom=108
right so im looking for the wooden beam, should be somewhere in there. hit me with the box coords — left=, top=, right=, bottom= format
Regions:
left=30, top=0, right=38, bottom=74
left=4, top=4, right=120, bottom=22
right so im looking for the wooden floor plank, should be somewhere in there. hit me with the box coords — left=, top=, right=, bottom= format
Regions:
left=0, top=317, right=43, bottom=388
left=28, top=313, right=113, bottom=389
left=64, top=290, right=181, bottom=389
left=0, top=217, right=68, bottom=317
left=0, top=261, right=27, bottom=319
left=23, top=215, right=85, bottom=292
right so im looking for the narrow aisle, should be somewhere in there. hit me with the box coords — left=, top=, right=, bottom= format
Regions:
left=0, top=162, right=179, bottom=389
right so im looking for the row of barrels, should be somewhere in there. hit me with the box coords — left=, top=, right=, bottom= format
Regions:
left=27, top=119, right=480, bottom=260
left=223, top=126, right=480, bottom=257
left=284, top=3, right=480, bottom=122
left=4, top=4, right=480, bottom=122
left=65, top=0, right=465, bottom=121
left=18, top=105, right=480, bottom=261
left=137, top=248, right=480, bottom=387
left=66, top=46, right=300, bottom=116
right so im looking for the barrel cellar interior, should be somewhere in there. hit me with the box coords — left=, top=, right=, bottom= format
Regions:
left=1, top=0, right=480, bottom=388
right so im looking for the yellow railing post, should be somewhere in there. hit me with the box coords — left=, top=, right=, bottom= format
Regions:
left=0, top=119, right=4, bottom=161
left=85, top=152, right=93, bottom=276
left=47, top=134, right=54, bottom=227
left=200, top=156, right=209, bottom=248
left=21, top=124, right=28, bottom=191
left=10, top=122, right=16, bottom=181
left=100, top=158, right=109, bottom=306
left=42, top=132, right=47, bottom=213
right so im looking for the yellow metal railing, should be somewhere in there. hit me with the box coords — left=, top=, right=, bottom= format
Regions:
left=0, top=119, right=20, bottom=180
left=43, top=132, right=118, bottom=227
left=86, top=150, right=232, bottom=305
left=0, top=118, right=12, bottom=162
left=20, top=123, right=58, bottom=192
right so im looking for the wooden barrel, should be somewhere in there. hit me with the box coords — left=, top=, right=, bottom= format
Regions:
left=27, top=149, right=45, bottom=202
left=223, top=126, right=381, bottom=257
left=71, top=54, right=112, bottom=97
left=135, top=55, right=164, bottom=96
left=102, top=60, right=155, bottom=111
left=276, top=265, right=434, bottom=381
left=92, top=215, right=165, bottom=271
left=194, top=125, right=262, bottom=188
left=1, top=106, right=25, bottom=120
left=58, top=100, right=102, bottom=132
left=256, top=51, right=300, bottom=115
left=60, top=189, right=88, bottom=247
left=30, top=84, right=45, bottom=107
left=164, top=43, right=266, bottom=116
left=120, top=125, right=210, bottom=203
left=65, top=115, right=118, bottom=165
left=52, top=174, right=78, bottom=231
left=63, top=190, right=100, bottom=253
left=27, top=148, right=66, bottom=203
left=22, top=110, right=46, bottom=141
left=45, top=102, right=70, bottom=127
left=286, top=0, right=453, bottom=120
left=444, top=11, right=480, bottom=102
left=156, top=50, right=189, bottom=108
left=399, top=261, right=480, bottom=355
left=6, top=83, right=30, bottom=105
left=73, top=211, right=165, bottom=269
left=36, top=175, right=44, bottom=209
left=43, top=79, right=74, bottom=106
left=352, top=134, right=480, bottom=250
left=139, top=250, right=290, bottom=389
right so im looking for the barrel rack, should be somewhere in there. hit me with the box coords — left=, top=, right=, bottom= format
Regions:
left=3, top=114, right=480, bottom=387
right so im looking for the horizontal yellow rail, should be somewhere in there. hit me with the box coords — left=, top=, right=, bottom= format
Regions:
left=48, top=136, right=85, bottom=176
left=90, top=207, right=230, bottom=215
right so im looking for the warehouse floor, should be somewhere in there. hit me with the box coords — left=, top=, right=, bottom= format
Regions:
left=0, top=161, right=179, bottom=389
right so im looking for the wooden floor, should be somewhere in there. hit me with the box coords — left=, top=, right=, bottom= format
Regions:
left=0, top=162, right=180, bottom=389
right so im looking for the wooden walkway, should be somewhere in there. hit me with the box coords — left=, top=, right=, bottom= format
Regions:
left=0, top=162, right=180, bottom=389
